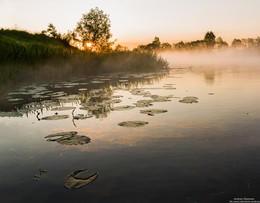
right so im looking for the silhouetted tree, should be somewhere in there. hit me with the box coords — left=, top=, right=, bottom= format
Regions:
left=42, top=23, right=60, bottom=39
left=246, top=38, right=255, bottom=48
left=161, top=42, right=172, bottom=51
left=75, top=7, right=112, bottom=51
left=231, top=39, right=242, bottom=47
left=216, top=37, right=228, bottom=48
left=255, top=37, right=260, bottom=47
left=204, top=31, right=216, bottom=48
left=114, top=44, right=128, bottom=52
left=174, top=41, right=186, bottom=50
left=151, top=36, right=161, bottom=50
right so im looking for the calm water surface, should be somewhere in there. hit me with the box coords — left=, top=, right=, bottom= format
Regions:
left=0, top=66, right=260, bottom=202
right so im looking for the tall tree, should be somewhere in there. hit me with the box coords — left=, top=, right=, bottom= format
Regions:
left=231, top=39, right=242, bottom=47
left=75, top=7, right=112, bottom=51
left=216, top=37, right=228, bottom=48
left=42, top=23, right=60, bottom=39
left=161, top=42, right=172, bottom=51
left=204, top=31, right=216, bottom=48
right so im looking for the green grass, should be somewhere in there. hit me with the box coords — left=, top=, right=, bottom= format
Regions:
left=0, top=29, right=169, bottom=83
left=0, top=29, right=76, bottom=63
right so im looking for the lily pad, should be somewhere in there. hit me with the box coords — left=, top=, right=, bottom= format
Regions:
left=45, top=131, right=91, bottom=145
left=134, top=100, right=154, bottom=107
left=112, top=99, right=122, bottom=103
left=111, top=106, right=135, bottom=111
left=51, top=107, right=76, bottom=111
left=150, top=95, right=171, bottom=102
left=73, top=114, right=93, bottom=120
left=130, top=89, right=151, bottom=97
left=118, top=121, right=149, bottom=127
left=179, top=96, right=198, bottom=104
left=45, top=131, right=77, bottom=138
left=140, top=109, right=168, bottom=116
left=57, top=135, right=91, bottom=145
left=80, top=106, right=102, bottom=111
left=41, top=115, right=69, bottom=120
left=64, top=169, right=98, bottom=189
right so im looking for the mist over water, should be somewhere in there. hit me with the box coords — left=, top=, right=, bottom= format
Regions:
left=161, top=49, right=260, bottom=68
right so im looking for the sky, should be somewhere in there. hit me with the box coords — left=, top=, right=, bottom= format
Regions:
left=1, top=0, right=260, bottom=48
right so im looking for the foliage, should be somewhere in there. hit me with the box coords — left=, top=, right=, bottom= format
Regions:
left=161, top=42, right=172, bottom=51
left=231, top=39, right=242, bottom=47
left=215, top=37, right=228, bottom=48
left=42, top=23, right=60, bottom=39
left=0, top=29, right=76, bottom=64
left=0, top=29, right=168, bottom=82
left=75, top=7, right=112, bottom=51
left=134, top=37, right=172, bottom=52
left=204, top=31, right=216, bottom=48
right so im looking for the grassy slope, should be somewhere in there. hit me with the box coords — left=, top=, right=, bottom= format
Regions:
left=0, top=29, right=75, bottom=63
left=0, top=29, right=168, bottom=82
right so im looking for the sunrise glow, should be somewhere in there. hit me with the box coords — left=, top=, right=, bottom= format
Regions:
left=86, top=42, right=92, bottom=48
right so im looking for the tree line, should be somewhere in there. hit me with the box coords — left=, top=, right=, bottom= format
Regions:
left=135, top=32, right=260, bottom=52
left=41, top=7, right=260, bottom=52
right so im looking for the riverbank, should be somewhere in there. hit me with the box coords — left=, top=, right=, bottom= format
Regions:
left=0, top=29, right=169, bottom=83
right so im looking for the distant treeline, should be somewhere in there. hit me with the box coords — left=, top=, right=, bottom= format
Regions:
left=135, top=31, right=260, bottom=52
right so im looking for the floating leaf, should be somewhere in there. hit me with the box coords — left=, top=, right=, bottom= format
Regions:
left=45, top=131, right=90, bottom=145
left=179, top=96, right=198, bottom=104
left=73, top=114, right=93, bottom=120
left=64, top=169, right=98, bottom=189
left=111, top=106, right=135, bottom=111
left=41, top=115, right=69, bottom=120
left=134, top=100, right=154, bottom=107
left=118, top=121, right=149, bottom=127
left=140, top=109, right=167, bottom=116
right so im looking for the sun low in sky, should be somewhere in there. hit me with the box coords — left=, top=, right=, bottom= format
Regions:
left=1, top=0, right=260, bottom=48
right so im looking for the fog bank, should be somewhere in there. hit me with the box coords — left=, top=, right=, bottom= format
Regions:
left=161, top=49, right=260, bottom=68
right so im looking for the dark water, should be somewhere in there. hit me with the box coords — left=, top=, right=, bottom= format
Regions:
left=0, top=67, right=260, bottom=203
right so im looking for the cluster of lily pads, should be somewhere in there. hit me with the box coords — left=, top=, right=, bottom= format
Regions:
left=44, top=131, right=97, bottom=188
left=3, top=71, right=202, bottom=190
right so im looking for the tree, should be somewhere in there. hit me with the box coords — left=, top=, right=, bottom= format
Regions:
left=161, top=42, right=172, bottom=51
left=216, top=37, right=228, bottom=48
left=75, top=7, right=112, bottom=51
left=204, top=31, right=216, bottom=48
left=174, top=41, right=186, bottom=50
left=231, top=39, right=242, bottom=47
left=151, top=36, right=161, bottom=50
left=42, top=23, right=60, bottom=39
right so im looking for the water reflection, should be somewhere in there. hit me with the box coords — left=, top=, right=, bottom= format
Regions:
left=0, top=71, right=168, bottom=120
left=1, top=67, right=260, bottom=202
left=203, top=69, right=216, bottom=84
